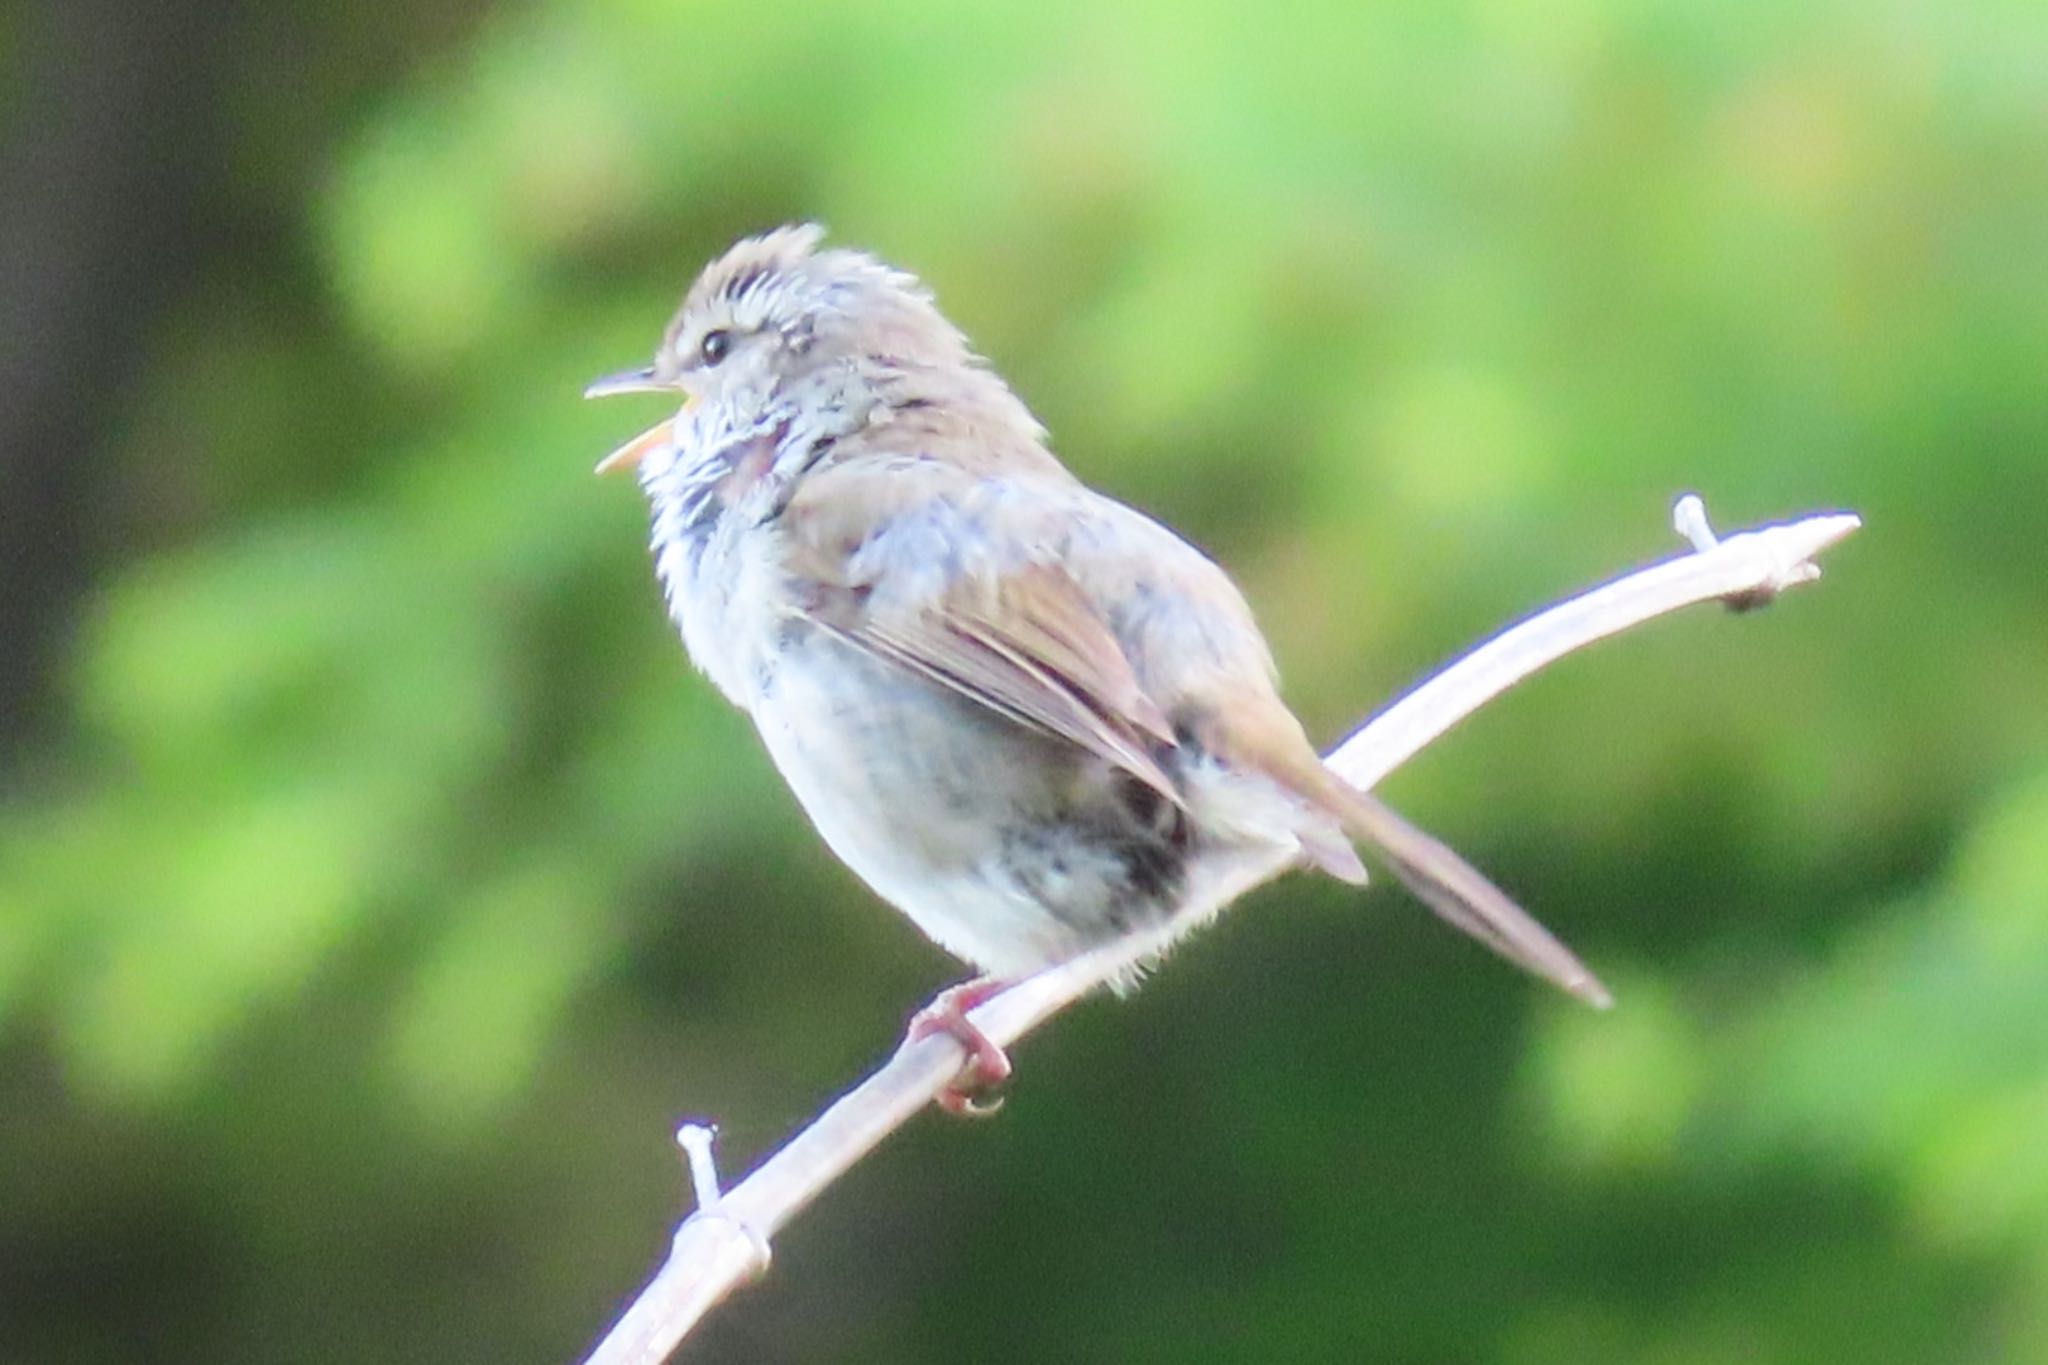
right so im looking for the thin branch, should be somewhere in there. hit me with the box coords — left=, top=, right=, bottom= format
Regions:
left=578, top=497, right=1862, bottom=1365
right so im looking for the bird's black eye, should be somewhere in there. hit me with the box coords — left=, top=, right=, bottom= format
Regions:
left=699, top=329, right=732, bottom=367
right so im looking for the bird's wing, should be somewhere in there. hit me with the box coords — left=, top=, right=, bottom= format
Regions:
left=783, top=461, right=1183, bottom=804
left=839, top=563, right=1183, bottom=803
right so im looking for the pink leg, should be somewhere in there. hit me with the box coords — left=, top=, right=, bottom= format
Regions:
left=906, top=976, right=1014, bottom=1118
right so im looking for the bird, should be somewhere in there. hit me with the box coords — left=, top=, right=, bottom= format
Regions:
left=587, top=225, right=1608, bottom=1112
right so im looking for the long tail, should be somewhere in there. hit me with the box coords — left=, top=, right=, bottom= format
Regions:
left=1193, top=701, right=1611, bottom=1008
left=1333, top=785, right=1612, bottom=1008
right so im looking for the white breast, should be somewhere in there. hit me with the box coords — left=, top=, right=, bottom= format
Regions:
left=652, top=510, right=790, bottom=712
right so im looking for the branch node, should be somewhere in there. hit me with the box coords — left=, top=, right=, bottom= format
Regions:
left=673, top=1124, right=773, bottom=1278
left=1672, top=493, right=1849, bottom=612
left=675, top=1210, right=773, bottom=1282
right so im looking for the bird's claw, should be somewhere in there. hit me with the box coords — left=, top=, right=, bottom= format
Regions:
left=906, top=978, right=1014, bottom=1118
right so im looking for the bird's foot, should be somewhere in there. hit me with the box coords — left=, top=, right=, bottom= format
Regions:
left=906, top=977, right=1014, bottom=1118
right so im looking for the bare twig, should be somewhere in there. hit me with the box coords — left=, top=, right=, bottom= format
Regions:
left=578, top=498, right=1861, bottom=1365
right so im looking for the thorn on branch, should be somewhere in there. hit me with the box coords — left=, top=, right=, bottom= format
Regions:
left=676, top=1123, right=726, bottom=1211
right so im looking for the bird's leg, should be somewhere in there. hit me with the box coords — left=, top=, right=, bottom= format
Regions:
left=905, top=976, right=1014, bottom=1118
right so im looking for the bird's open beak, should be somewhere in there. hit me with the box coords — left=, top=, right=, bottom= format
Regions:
left=590, top=420, right=676, bottom=476
left=584, top=365, right=697, bottom=475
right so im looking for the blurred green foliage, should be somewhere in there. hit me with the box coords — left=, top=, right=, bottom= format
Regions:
left=3, top=0, right=2046, bottom=1360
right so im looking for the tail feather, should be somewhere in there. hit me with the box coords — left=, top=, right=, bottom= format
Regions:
left=1187, top=698, right=1609, bottom=1007
left=1333, top=785, right=1613, bottom=1009
left=1297, top=823, right=1370, bottom=884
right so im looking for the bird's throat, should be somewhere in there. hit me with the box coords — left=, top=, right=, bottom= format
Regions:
left=711, top=422, right=789, bottom=508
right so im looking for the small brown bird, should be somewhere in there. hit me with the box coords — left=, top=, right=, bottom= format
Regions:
left=589, top=226, right=1607, bottom=1111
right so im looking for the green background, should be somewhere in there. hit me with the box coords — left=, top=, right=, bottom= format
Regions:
left=3, top=0, right=2045, bottom=1360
